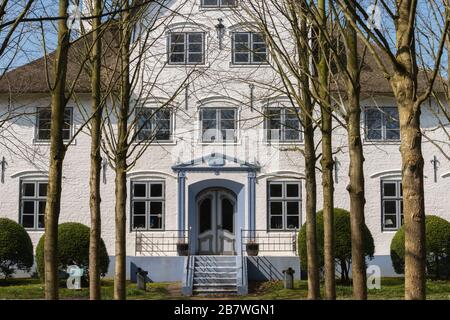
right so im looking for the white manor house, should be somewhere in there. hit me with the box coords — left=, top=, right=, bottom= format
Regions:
left=0, top=0, right=449, bottom=294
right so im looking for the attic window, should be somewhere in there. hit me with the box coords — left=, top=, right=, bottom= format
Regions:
left=35, top=107, right=73, bottom=142
left=201, top=0, right=237, bottom=8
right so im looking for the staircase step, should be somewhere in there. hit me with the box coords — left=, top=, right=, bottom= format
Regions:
left=194, top=278, right=236, bottom=284
left=193, top=288, right=238, bottom=295
left=194, top=271, right=237, bottom=277
left=189, top=256, right=239, bottom=296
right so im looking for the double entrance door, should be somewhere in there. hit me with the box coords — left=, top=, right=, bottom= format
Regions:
left=197, top=188, right=236, bottom=255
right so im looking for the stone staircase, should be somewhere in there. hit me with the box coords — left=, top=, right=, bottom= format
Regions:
left=191, top=256, right=239, bottom=295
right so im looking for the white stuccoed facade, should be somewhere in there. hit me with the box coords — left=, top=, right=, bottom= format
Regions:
left=0, top=0, right=449, bottom=280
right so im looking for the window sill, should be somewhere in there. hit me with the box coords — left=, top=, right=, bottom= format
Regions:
left=364, top=139, right=400, bottom=145
left=198, top=141, right=241, bottom=146
left=263, top=141, right=304, bottom=147
left=165, top=63, right=210, bottom=69
left=33, top=139, right=77, bottom=146
left=132, top=140, right=177, bottom=146
left=24, top=229, right=45, bottom=232
left=229, top=63, right=271, bottom=68
left=199, top=7, right=239, bottom=11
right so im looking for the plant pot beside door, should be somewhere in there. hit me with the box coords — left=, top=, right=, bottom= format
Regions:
left=246, top=241, right=259, bottom=256
left=177, top=242, right=189, bottom=256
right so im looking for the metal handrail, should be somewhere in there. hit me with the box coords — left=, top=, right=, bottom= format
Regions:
left=240, top=229, right=298, bottom=255
left=135, top=229, right=189, bottom=256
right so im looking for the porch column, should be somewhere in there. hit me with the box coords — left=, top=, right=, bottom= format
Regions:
left=248, top=171, right=256, bottom=239
left=177, top=171, right=186, bottom=239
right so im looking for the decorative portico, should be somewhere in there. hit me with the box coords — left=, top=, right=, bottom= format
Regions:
left=172, top=153, right=260, bottom=256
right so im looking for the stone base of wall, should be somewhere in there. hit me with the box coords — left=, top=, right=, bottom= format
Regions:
left=101, top=255, right=399, bottom=282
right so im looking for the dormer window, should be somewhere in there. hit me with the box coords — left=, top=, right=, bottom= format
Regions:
left=201, top=0, right=237, bottom=8
left=168, top=32, right=205, bottom=65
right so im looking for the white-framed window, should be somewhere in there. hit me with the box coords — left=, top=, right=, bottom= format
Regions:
left=200, top=0, right=237, bottom=8
left=35, top=107, right=73, bottom=141
left=200, top=108, right=237, bottom=143
left=232, top=32, right=268, bottom=65
left=168, top=32, right=205, bottom=65
left=267, top=181, right=301, bottom=231
left=365, top=107, right=400, bottom=141
left=381, top=180, right=403, bottom=231
left=135, top=108, right=172, bottom=142
left=19, top=180, right=48, bottom=230
left=265, top=108, right=302, bottom=142
left=131, top=181, right=165, bottom=231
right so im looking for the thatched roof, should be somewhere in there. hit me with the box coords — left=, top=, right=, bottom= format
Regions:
left=0, top=24, right=121, bottom=94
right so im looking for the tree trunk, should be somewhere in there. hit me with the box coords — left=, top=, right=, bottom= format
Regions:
left=114, top=164, right=127, bottom=300
left=344, top=4, right=367, bottom=300
left=89, top=0, right=103, bottom=300
left=44, top=0, right=70, bottom=300
left=114, top=0, right=132, bottom=300
left=297, top=0, right=319, bottom=300
left=391, top=0, right=426, bottom=300
left=318, top=0, right=335, bottom=300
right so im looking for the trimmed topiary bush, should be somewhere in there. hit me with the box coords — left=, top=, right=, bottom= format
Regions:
left=0, top=218, right=34, bottom=278
left=36, top=222, right=109, bottom=283
left=298, top=208, right=375, bottom=281
left=391, top=215, right=450, bottom=279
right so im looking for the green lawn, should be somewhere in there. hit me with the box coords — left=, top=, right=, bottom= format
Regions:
left=0, top=278, right=181, bottom=300
left=0, top=278, right=449, bottom=300
left=243, top=278, right=450, bottom=300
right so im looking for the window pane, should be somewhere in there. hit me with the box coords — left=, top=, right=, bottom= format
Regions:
left=22, top=215, right=34, bottom=228
left=269, top=183, right=282, bottom=198
left=286, top=184, right=299, bottom=198
left=38, top=214, right=45, bottom=229
left=133, top=201, right=146, bottom=215
left=234, top=53, right=250, bottom=63
left=199, top=198, right=212, bottom=233
left=150, top=201, right=162, bottom=215
left=63, top=109, right=72, bottom=133
left=133, top=216, right=146, bottom=229
left=286, top=216, right=299, bottom=229
left=284, top=130, right=300, bottom=141
left=270, top=216, right=283, bottom=229
left=133, top=183, right=146, bottom=197
left=38, top=130, right=51, bottom=140
left=188, top=53, right=203, bottom=63
left=221, top=109, right=235, bottom=120
left=366, top=108, right=382, bottom=140
left=202, top=109, right=216, bottom=120
left=171, top=44, right=185, bottom=53
left=37, top=108, right=51, bottom=140
left=221, top=0, right=236, bottom=6
left=386, top=129, right=400, bottom=140
left=252, top=33, right=265, bottom=43
left=149, top=216, right=162, bottom=229
left=270, top=202, right=283, bottom=215
left=170, top=53, right=185, bottom=63
left=150, top=184, right=163, bottom=198
left=188, top=43, right=203, bottom=53
left=188, top=33, right=203, bottom=43
left=384, top=200, right=397, bottom=214
left=171, top=33, right=185, bottom=43
left=221, top=198, right=234, bottom=233
left=286, top=202, right=299, bottom=215
left=202, top=0, right=218, bottom=6
left=383, top=182, right=397, bottom=197
left=38, top=201, right=45, bottom=214
left=23, top=201, right=34, bottom=214
left=384, top=215, right=397, bottom=229
left=234, top=33, right=249, bottom=44
left=23, top=183, right=35, bottom=197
